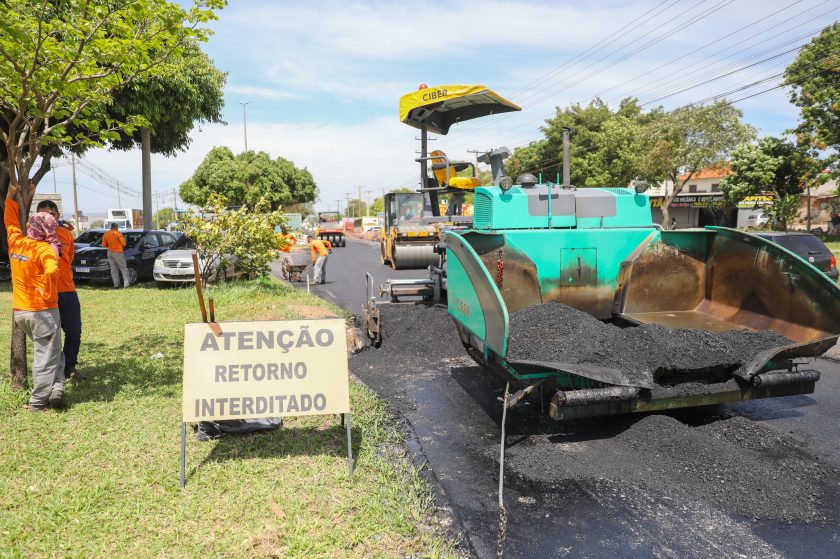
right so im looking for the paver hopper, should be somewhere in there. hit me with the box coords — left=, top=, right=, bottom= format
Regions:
left=446, top=178, right=840, bottom=419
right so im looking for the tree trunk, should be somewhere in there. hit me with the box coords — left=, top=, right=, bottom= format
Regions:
left=10, top=316, right=27, bottom=391
left=9, top=178, right=37, bottom=389
left=661, top=203, right=672, bottom=230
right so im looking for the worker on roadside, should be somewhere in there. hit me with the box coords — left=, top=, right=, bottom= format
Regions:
left=101, top=222, right=130, bottom=288
left=36, top=199, right=84, bottom=382
left=307, top=235, right=332, bottom=284
left=5, top=181, right=64, bottom=411
left=278, top=225, right=297, bottom=253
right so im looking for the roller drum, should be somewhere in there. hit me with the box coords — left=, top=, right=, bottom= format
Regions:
left=392, top=244, right=438, bottom=269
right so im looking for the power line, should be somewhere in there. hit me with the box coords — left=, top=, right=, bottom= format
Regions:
left=595, top=0, right=815, bottom=100
left=460, top=0, right=734, bottom=143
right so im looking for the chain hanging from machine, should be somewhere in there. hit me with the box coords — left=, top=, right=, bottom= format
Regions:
left=496, top=248, right=504, bottom=290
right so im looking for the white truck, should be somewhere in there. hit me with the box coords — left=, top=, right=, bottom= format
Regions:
left=106, top=208, right=143, bottom=230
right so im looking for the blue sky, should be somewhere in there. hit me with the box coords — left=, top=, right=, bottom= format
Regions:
left=46, top=0, right=839, bottom=215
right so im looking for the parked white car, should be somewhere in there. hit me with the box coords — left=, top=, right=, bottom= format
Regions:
left=153, top=236, right=237, bottom=286
left=745, top=211, right=770, bottom=228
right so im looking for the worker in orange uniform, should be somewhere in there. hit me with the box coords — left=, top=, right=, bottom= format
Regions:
left=307, top=235, right=332, bottom=284
left=278, top=225, right=297, bottom=253
left=4, top=181, right=63, bottom=411
left=101, top=222, right=130, bottom=287
left=37, top=199, right=84, bottom=381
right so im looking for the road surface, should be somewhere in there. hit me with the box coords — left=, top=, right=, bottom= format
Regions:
left=273, top=237, right=840, bottom=559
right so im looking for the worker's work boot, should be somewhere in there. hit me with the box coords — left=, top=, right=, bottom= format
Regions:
left=49, top=387, right=66, bottom=409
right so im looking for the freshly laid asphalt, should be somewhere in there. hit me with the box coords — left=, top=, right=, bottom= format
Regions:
left=273, top=238, right=840, bottom=559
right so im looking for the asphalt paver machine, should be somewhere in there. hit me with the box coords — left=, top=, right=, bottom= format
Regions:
left=380, top=84, right=520, bottom=270
left=444, top=169, right=840, bottom=419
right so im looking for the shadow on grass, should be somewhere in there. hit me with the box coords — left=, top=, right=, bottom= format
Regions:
left=186, top=422, right=362, bottom=482
left=64, top=334, right=183, bottom=405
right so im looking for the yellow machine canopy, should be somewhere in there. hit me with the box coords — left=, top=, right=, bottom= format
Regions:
left=399, top=84, right=521, bottom=135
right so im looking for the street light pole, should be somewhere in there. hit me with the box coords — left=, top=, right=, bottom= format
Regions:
left=239, top=101, right=251, bottom=152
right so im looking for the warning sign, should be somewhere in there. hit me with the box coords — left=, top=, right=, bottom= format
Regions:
left=182, top=319, right=350, bottom=422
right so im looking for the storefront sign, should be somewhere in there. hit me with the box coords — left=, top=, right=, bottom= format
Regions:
left=649, top=194, right=726, bottom=209
left=736, top=193, right=776, bottom=208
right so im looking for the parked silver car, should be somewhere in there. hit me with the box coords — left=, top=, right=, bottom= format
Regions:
left=153, top=236, right=236, bottom=286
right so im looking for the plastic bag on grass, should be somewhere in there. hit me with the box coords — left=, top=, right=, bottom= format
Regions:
left=194, top=418, right=283, bottom=441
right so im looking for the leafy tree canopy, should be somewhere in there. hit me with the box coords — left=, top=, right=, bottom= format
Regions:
left=721, top=137, right=820, bottom=202
left=784, top=22, right=840, bottom=168
left=0, top=0, right=222, bottom=192
left=179, top=147, right=318, bottom=210
left=107, top=44, right=227, bottom=156
left=153, top=207, right=177, bottom=228
left=507, top=97, right=662, bottom=187
left=640, top=101, right=754, bottom=227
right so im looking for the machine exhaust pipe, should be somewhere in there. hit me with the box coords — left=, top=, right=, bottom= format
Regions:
left=562, top=126, right=572, bottom=188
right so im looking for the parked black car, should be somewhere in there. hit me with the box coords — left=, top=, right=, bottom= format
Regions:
left=74, top=228, right=107, bottom=251
left=73, top=230, right=180, bottom=284
left=755, top=232, right=839, bottom=281
left=0, top=251, right=9, bottom=282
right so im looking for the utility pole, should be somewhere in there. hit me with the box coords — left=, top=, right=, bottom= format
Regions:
left=141, top=128, right=152, bottom=230
left=71, top=154, right=80, bottom=230
left=173, top=187, right=178, bottom=211
left=240, top=101, right=251, bottom=152
left=345, top=193, right=352, bottom=218
left=363, top=189, right=375, bottom=216
left=357, top=185, right=363, bottom=216
left=153, top=191, right=161, bottom=229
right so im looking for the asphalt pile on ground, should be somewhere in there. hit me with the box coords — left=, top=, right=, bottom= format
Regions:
left=502, top=412, right=832, bottom=524
left=507, top=303, right=791, bottom=386
left=349, top=302, right=839, bottom=550
left=354, top=303, right=464, bottom=371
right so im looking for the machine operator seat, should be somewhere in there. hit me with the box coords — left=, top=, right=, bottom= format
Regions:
left=430, top=150, right=481, bottom=191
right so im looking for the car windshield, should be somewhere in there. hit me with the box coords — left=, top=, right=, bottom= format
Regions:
left=90, top=232, right=144, bottom=249
left=171, top=235, right=196, bottom=250
left=780, top=235, right=829, bottom=255
left=75, top=230, right=103, bottom=244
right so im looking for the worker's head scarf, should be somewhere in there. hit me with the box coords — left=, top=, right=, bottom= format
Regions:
left=27, top=212, right=61, bottom=257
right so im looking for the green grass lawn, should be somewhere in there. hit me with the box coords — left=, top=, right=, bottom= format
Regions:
left=0, top=280, right=458, bottom=558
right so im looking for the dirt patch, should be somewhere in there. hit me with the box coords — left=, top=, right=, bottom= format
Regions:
left=287, top=304, right=338, bottom=319
left=507, top=302, right=791, bottom=386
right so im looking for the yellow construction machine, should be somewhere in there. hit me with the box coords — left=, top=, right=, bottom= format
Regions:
left=380, top=84, right=520, bottom=269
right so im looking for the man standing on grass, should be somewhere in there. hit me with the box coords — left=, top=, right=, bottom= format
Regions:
left=101, top=222, right=130, bottom=288
left=36, top=198, right=84, bottom=382
left=4, top=181, right=64, bottom=411
left=307, top=235, right=331, bottom=284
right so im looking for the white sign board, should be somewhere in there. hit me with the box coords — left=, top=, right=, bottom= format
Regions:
left=182, top=319, right=350, bottom=422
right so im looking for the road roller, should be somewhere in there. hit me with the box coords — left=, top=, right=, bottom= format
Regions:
left=380, top=84, right=521, bottom=270
left=443, top=170, right=840, bottom=420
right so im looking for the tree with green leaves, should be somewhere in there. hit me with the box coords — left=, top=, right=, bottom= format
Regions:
left=640, top=101, right=755, bottom=228
left=764, top=195, right=801, bottom=232
left=784, top=22, right=840, bottom=173
left=0, top=0, right=222, bottom=389
left=721, top=136, right=820, bottom=204
left=180, top=147, right=317, bottom=210
left=346, top=198, right=367, bottom=217
left=508, top=98, right=662, bottom=187
left=153, top=207, right=177, bottom=229
left=180, top=193, right=285, bottom=288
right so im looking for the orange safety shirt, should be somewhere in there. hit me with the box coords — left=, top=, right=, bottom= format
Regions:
left=56, top=225, right=75, bottom=293
left=279, top=233, right=297, bottom=253
left=101, top=229, right=126, bottom=253
left=4, top=199, right=59, bottom=311
left=310, top=239, right=332, bottom=261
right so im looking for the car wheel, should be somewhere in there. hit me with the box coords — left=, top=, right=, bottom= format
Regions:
left=126, top=264, right=139, bottom=285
